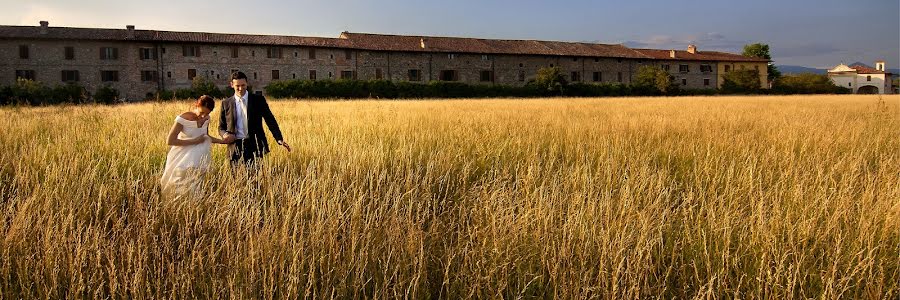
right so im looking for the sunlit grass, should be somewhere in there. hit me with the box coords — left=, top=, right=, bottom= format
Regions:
left=0, top=95, right=898, bottom=298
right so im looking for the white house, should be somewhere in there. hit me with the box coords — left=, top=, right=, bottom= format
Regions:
left=827, top=61, right=894, bottom=94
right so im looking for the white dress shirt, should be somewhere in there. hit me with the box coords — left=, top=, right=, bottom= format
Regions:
left=233, top=91, right=249, bottom=139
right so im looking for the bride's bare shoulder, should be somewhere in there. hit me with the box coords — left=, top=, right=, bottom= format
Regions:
left=179, top=111, right=198, bottom=121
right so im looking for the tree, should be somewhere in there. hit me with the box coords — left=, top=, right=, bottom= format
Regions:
left=532, top=67, right=568, bottom=95
left=743, top=43, right=781, bottom=81
left=633, top=65, right=678, bottom=95
left=94, top=85, right=120, bottom=104
left=721, top=69, right=762, bottom=94
left=772, top=73, right=851, bottom=94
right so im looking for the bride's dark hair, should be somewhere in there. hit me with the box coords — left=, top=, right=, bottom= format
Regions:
left=195, top=95, right=215, bottom=111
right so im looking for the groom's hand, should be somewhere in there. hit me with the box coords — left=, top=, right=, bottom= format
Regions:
left=277, top=140, right=292, bottom=152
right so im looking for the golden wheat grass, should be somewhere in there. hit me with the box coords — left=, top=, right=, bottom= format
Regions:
left=0, top=95, right=898, bottom=299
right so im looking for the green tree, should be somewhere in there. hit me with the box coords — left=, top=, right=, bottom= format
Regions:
left=532, top=67, right=568, bottom=95
left=743, top=43, right=781, bottom=81
left=94, top=85, right=120, bottom=104
left=721, top=69, right=762, bottom=94
left=773, top=73, right=851, bottom=94
left=633, top=65, right=678, bottom=95
left=192, top=76, right=224, bottom=98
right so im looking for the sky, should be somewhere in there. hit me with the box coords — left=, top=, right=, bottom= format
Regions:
left=2, top=0, right=898, bottom=69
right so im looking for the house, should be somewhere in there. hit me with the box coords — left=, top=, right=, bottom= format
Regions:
left=827, top=61, right=894, bottom=94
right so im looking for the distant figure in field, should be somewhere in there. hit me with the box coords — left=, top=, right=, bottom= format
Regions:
left=219, top=71, right=291, bottom=167
left=160, top=95, right=229, bottom=198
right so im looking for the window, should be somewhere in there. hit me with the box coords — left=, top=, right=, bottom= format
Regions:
left=439, top=70, right=458, bottom=81
left=61, top=70, right=79, bottom=82
left=661, top=64, right=670, bottom=71
left=251, top=50, right=255, bottom=57
left=594, top=58, right=600, bottom=63
left=167, top=71, right=172, bottom=78
left=682, top=78, right=687, bottom=86
left=272, top=70, right=280, bottom=80
left=617, top=72, right=623, bottom=83
left=518, top=70, right=526, bottom=82
left=64, top=47, right=75, bottom=60
left=573, top=57, right=578, bottom=62
left=481, top=55, right=490, bottom=61
left=15, top=70, right=35, bottom=80
left=188, top=69, right=197, bottom=80
left=100, top=47, right=119, bottom=60
left=308, top=49, right=317, bottom=59
left=309, top=70, right=317, bottom=81
left=101, top=70, right=120, bottom=82
left=345, top=50, right=353, bottom=60
left=292, top=73, right=296, bottom=79
left=139, top=48, right=157, bottom=60
left=19, top=45, right=29, bottom=59
left=340, top=70, right=355, bottom=80
left=519, top=63, right=524, bottom=68
left=480, top=70, right=493, bottom=82
left=447, top=54, right=457, bottom=60
left=867, top=75, right=871, bottom=81
left=754, top=65, right=759, bottom=71
left=267, top=47, right=282, bottom=59
left=141, top=70, right=158, bottom=82
left=704, top=78, right=710, bottom=86
left=253, top=72, right=258, bottom=80
left=570, top=71, right=581, bottom=82
left=408, top=69, right=422, bottom=81
left=182, top=45, right=200, bottom=57
left=375, top=68, right=383, bottom=80
left=593, top=71, right=601, bottom=82
left=700, top=65, right=712, bottom=73
left=231, top=46, right=239, bottom=58
left=739, top=65, right=745, bottom=70
left=678, top=65, right=689, bottom=73
left=724, top=65, right=731, bottom=73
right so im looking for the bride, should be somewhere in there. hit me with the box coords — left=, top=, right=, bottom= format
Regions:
left=160, top=95, right=229, bottom=199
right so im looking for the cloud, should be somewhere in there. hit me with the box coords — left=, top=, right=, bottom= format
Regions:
left=618, top=32, right=748, bottom=52
left=772, top=43, right=844, bottom=58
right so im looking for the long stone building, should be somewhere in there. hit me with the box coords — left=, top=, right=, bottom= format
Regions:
left=1, top=21, right=769, bottom=100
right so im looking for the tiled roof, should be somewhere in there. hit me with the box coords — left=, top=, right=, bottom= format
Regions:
left=632, top=48, right=769, bottom=62
left=338, top=32, right=651, bottom=58
left=0, top=25, right=351, bottom=48
left=1, top=24, right=765, bottom=62
left=849, top=64, right=889, bottom=74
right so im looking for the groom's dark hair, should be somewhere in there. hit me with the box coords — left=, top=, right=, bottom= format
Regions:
left=231, top=71, right=248, bottom=81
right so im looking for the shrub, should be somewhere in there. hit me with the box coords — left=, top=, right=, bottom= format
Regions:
left=721, top=70, right=762, bottom=94
left=10, top=78, right=51, bottom=105
left=50, top=84, right=88, bottom=104
left=633, top=65, right=679, bottom=95
left=94, top=85, right=120, bottom=104
left=772, top=73, right=852, bottom=94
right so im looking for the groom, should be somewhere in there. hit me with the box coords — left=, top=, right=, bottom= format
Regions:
left=219, top=71, right=291, bottom=166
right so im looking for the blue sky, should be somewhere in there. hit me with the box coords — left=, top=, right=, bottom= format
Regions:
left=3, top=0, right=897, bottom=68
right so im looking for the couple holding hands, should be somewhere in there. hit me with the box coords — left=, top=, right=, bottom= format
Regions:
left=159, top=71, right=291, bottom=198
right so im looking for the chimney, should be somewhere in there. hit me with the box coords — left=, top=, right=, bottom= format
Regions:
left=687, top=44, right=697, bottom=54
left=669, top=50, right=676, bottom=58
left=875, top=60, right=885, bottom=71
left=39, top=21, right=48, bottom=34
left=126, top=25, right=135, bottom=39
left=420, top=38, right=426, bottom=49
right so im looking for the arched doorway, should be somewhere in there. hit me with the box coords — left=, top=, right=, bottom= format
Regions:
left=857, top=85, right=879, bottom=94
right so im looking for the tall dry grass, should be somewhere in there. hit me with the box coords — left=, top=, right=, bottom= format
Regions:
left=0, top=95, right=898, bottom=299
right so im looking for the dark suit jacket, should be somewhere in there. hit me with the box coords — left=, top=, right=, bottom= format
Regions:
left=219, top=93, right=284, bottom=158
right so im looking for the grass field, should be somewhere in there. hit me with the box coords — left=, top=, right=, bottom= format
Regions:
left=0, top=95, right=898, bottom=298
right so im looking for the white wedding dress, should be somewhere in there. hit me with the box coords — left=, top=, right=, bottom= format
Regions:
left=160, top=115, right=211, bottom=199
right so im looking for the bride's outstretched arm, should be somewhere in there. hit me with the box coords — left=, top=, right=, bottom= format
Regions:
left=167, top=123, right=206, bottom=146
